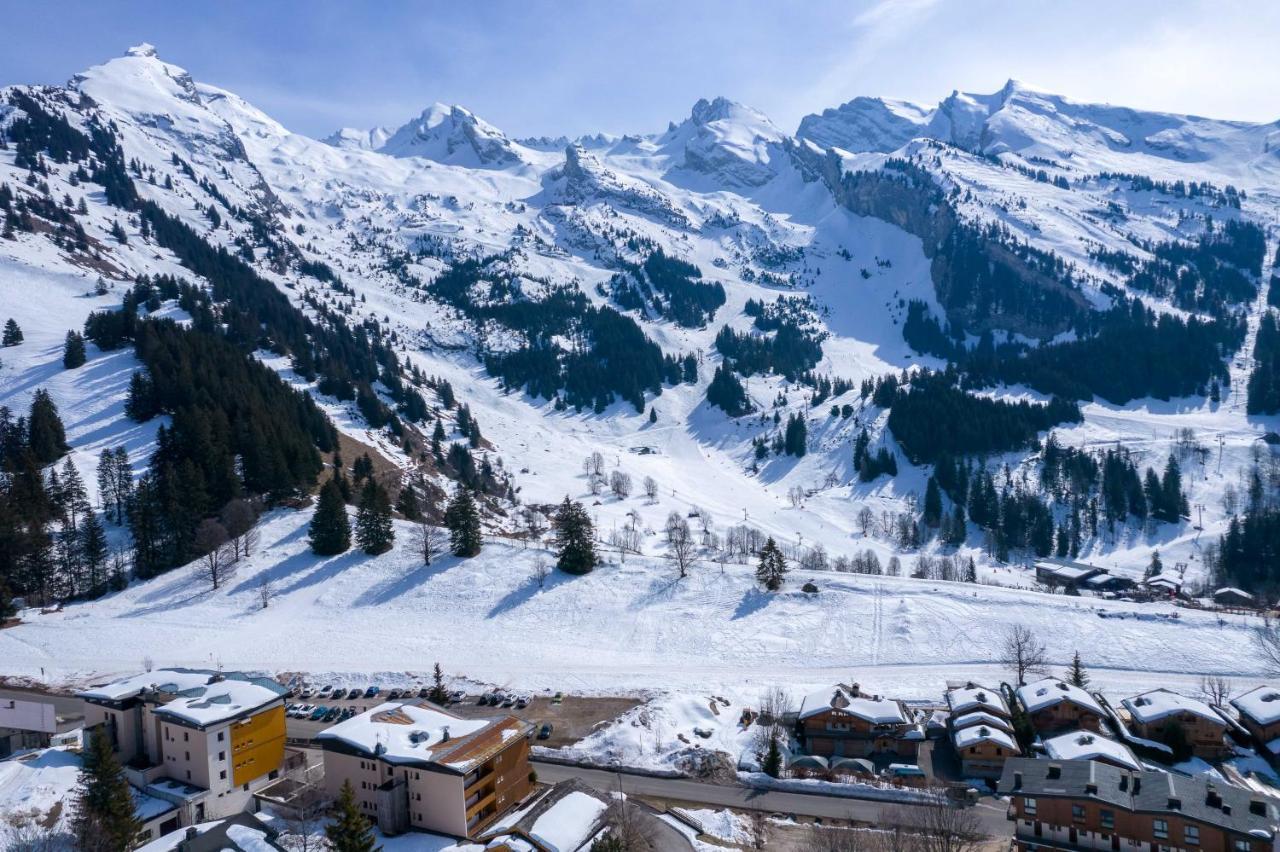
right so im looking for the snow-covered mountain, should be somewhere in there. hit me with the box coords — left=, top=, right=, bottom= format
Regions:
left=4, top=45, right=1280, bottom=692
left=799, top=78, right=1280, bottom=169
left=329, top=101, right=537, bottom=169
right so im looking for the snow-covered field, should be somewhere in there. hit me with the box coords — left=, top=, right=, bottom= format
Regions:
left=0, top=507, right=1267, bottom=700
left=3, top=45, right=1280, bottom=731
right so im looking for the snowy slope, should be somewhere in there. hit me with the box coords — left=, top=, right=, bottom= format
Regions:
left=4, top=44, right=1280, bottom=701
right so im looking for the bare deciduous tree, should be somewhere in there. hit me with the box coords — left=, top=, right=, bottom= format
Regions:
left=194, top=519, right=233, bottom=591
left=531, top=558, right=550, bottom=589
left=1199, top=675, right=1233, bottom=706
left=583, top=451, right=605, bottom=477
left=220, top=498, right=258, bottom=561
left=667, top=517, right=697, bottom=579
left=414, top=519, right=444, bottom=566
left=610, top=470, right=632, bottom=499
left=876, top=793, right=984, bottom=852
left=643, top=475, right=658, bottom=503
left=1256, top=619, right=1280, bottom=676
left=1002, top=623, right=1049, bottom=686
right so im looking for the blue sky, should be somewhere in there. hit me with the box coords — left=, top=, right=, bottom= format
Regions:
left=4, top=0, right=1278, bottom=139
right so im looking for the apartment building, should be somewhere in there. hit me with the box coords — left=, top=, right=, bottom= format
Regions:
left=796, top=683, right=924, bottom=759
left=317, top=700, right=533, bottom=838
left=79, top=668, right=288, bottom=824
left=1121, top=689, right=1230, bottom=760
left=1017, top=678, right=1106, bottom=734
left=999, top=758, right=1277, bottom=852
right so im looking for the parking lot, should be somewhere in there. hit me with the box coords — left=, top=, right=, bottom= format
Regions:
left=282, top=685, right=639, bottom=750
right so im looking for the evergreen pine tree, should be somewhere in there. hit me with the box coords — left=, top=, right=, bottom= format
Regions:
left=783, top=413, right=807, bottom=457
left=124, top=371, right=157, bottom=422
left=309, top=479, right=351, bottom=555
left=355, top=479, right=394, bottom=555
left=946, top=504, right=968, bottom=546
left=649, top=406, right=658, bottom=424
left=552, top=496, right=596, bottom=575
left=27, top=389, right=69, bottom=464
left=80, top=510, right=108, bottom=595
left=72, top=726, right=142, bottom=852
left=1067, top=650, right=1090, bottom=688
left=325, top=780, right=381, bottom=852
left=756, top=537, right=788, bottom=591
left=1146, top=549, right=1163, bottom=578
left=429, top=662, right=448, bottom=704
left=444, top=489, right=482, bottom=557
left=395, top=483, right=421, bottom=521
left=965, top=557, right=977, bottom=583
left=1, top=318, right=22, bottom=346
left=761, top=732, right=783, bottom=778
left=63, top=330, right=87, bottom=368
left=922, top=476, right=943, bottom=528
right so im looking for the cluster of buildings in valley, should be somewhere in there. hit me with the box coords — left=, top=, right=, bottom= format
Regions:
left=7, top=663, right=1280, bottom=851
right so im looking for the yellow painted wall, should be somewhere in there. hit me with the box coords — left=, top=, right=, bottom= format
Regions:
left=231, top=704, right=285, bottom=786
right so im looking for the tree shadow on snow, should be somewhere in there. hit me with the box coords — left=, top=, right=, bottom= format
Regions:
left=732, top=587, right=774, bottom=620
left=352, top=556, right=459, bottom=607
left=484, top=569, right=573, bottom=619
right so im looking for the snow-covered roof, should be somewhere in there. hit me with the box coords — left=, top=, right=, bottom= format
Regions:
left=1122, top=689, right=1223, bottom=726
left=135, top=813, right=282, bottom=852
left=79, top=669, right=285, bottom=728
left=1232, top=685, right=1280, bottom=726
left=1214, top=587, right=1254, bottom=599
left=798, top=686, right=907, bottom=724
left=954, top=724, right=1018, bottom=752
left=1145, top=576, right=1181, bottom=590
left=527, top=790, right=609, bottom=852
left=1042, top=730, right=1141, bottom=770
left=947, top=683, right=1008, bottom=716
left=952, top=710, right=1014, bottom=732
left=316, top=700, right=492, bottom=765
left=1017, top=678, right=1104, bottom=716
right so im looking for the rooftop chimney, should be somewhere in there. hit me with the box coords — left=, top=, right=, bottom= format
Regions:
left=441, top=725, right=450, bottom=742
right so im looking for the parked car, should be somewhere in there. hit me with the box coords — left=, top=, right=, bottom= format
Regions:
left=295, top=704, right=314, bottom=717
left=449, top=690, right=465, bottom=704
left=551, top=692, right=564, bottom=705
left=537, top=723, right=554, bottom=740
left=299, top=688, right=314, bottom=699
left=387, top=688, right=403, bottom=700
left=317, top=685, right=332, bottom=697
left=323, top=707, right=341, bottom=722
left=346, top=688, right=362, bottom=700
left=501, top=695, right=515, bottom=708
left=309, top=706, right=328, bottom=721
left=417, top=687, right=431, bottom=699
left=363, top=686, right=380, bottom=699
left=515, top=695, right=529, bottom=709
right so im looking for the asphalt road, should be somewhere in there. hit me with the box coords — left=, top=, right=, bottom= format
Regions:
left=529, top=761, right=1013, bottom=838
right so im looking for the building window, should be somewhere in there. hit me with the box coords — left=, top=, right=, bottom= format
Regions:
left=1234, top=842, right=1250, bottom=852
left=219, top=752, right=225, bottom=761
left=185, top=751, right=190, bottom=761
left=1101, top=810, right=1114, bottom=830
left=184, top=732, right=189, bottom=742
left=1024, top=798, right=1037, bottom=816
left=1072, top=805, right=1085, bottom=823
left=220, top=770, right=227, bottom=780
left=1153, top=820, right=1168, bottom=840
left=218, top=731, right=225, bottom=741
left=1185, top=826, right=1199, bottom=846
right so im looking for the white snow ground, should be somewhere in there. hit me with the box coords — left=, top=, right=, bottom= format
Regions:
left=2, top=46, right=1280, bottom=723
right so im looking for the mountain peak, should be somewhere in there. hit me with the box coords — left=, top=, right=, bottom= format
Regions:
left=126, top=43, right=159, bottom=59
